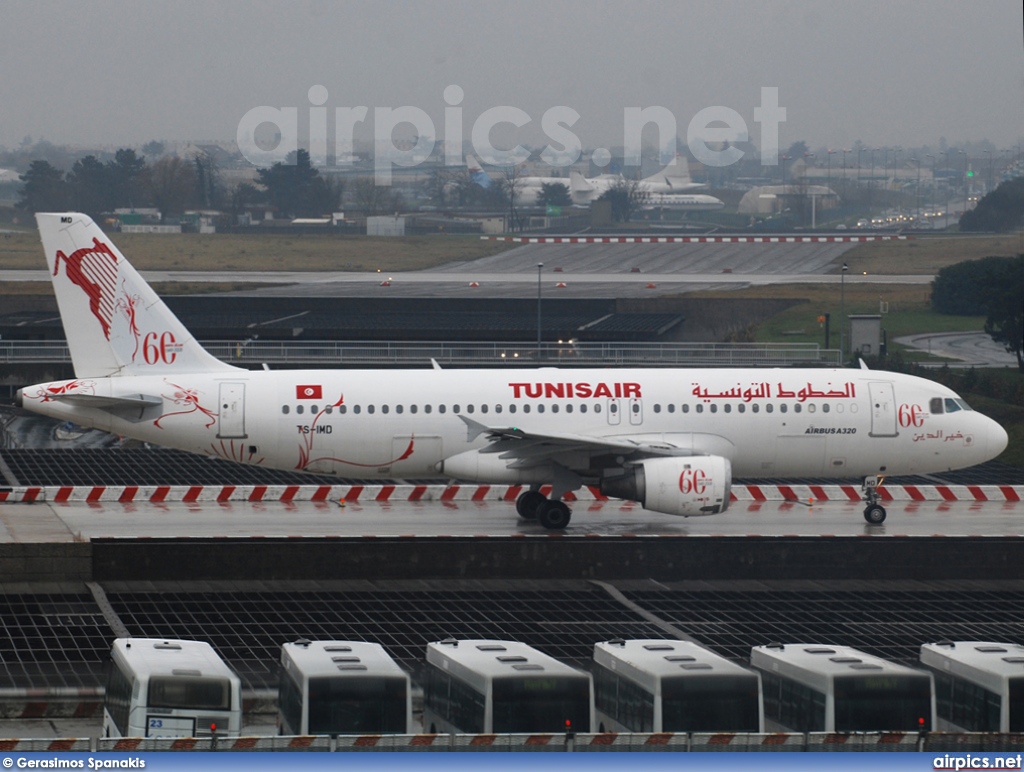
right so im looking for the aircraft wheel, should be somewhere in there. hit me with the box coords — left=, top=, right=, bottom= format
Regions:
left=864, top=504, right=887, bottom=525
left=516, top=490, right=546, bottom=519
left=538, top=500, right=572, bottom=530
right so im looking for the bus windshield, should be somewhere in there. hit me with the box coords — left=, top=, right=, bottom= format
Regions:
left=491, top=675, right=590, bottom=733
left=308, top=676, right=408, bottom=734
left=1010, top=678, right=1024, bottom=733
left=661, top=674, right=761, bottom=732
left=148, top=676, right=232, bottom=710
left=833, top=674, right=932, bottom=731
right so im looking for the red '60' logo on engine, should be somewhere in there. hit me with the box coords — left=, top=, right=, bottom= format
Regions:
left=897, top=403, right=925, bottom=428
left=679, top=468, right=707, bottom=495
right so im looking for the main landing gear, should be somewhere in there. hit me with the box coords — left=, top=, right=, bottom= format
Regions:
left=516, top=489, right=572, bottom=530
left=861, top=475, right=887, bottom=525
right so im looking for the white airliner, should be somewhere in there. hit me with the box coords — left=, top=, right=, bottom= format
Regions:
left=18, top=213, right=1009, bottom=529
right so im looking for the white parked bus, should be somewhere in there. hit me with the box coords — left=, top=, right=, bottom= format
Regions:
left=422, top=638, right=593, bottom=734
left=751, top=643, right=934, bottom=732
left=593, top=639, right=763, bottom=733
left=103, top=638, right=242, bottom=738
left=920, top=640, right=1024, bottom=732
left=278, top=639, right=413, bottom=735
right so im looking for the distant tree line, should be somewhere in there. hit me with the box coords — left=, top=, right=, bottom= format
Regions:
left=16, top=147, right=342, bottom=222
left=932, top=254, right=1024, bottom=372
left=959, top=177, right=1024, bottom=232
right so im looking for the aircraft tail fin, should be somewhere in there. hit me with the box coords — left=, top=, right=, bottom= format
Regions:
left=36, top=213, right=241, bottom=378
left=466, top=155, right=492, bottom=189
left=641, top=154, right=695, bottom=190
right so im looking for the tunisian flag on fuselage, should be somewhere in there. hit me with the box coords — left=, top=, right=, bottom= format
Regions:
left=296, top=384, right=323, bottom=400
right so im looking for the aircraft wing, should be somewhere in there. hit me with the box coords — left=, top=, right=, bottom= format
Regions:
left=459, top=415, right=690, bottom=466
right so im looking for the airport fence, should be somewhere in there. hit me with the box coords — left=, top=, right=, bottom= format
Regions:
left=7, top=732, right=1024, bottom=752
left=0, top=339, right=840, bottom=368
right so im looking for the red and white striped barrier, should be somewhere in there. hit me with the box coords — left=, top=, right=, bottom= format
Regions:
left=451, top=733, right=559, bottom=750
left=3, top=483, right=1021, bottom=505
left=807, top=731, right=921, bottom=751
left=0, top=738, right=91, bottom=752
left=576, top=732, right=688, bottom=751
left=690, top=732, right=805, bottom=751
left=483, top=235, right=909, bottom=244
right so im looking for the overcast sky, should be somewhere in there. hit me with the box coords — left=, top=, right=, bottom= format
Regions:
left=1, top=0, right=1021, bottom=158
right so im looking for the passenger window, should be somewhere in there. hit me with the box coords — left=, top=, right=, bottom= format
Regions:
left=282, top=405, right=290, bottom=414
left=296, top=405, right=304, bottom=415
left=481, top=404, right=488, bottom=414
left=696, top=405, right=704, bottom=414
left=551, top=404, right=559, bottom=413
left=368, top=405, right=375, bottom=414
left=632, top=403, right=640, bottom=414
left=310, top=405, right=318, bottom=413
left=682, top=404, right=689, bottom=413
left=340, top=405, right=348, bottom=414
left=724, top=404, right=731, bottom=413
left=710, top=404, right=718, bottom=413
left=580, top=404, right=587, bottom=414
left=495, top=404, right=502, bottom=413
left=610, top=403, right=618, bottom=413
left=668, top=404, right=675, bottom=413
left=738, top=404, right=745, bottom=413
left=439, top=405, right=446, bottom=414
left=409, top=405, right=417, bottom=414
left=766, top=404, right=773, bottom=413
left=794, top=404, right=801, bottom=413
left=453, top=404, right=461, bottom=413
left=565, top=404, right=572, bottom=413
left=509, top=404, right=517, bottom=414
left=424, top=404, right=432, bottom=414
left=354, top=405, right=361, bottom=414
left=654, top=404, right=662, bottom=414
left=594, top=404, right=602, bottom=413
left=538, top=404, right=545, bottom=413
left=780, top=404, right=788, bottom=413
left=752, top=404, right=759, bottom=413
left=822, top=404, right=829, bottom=413
left=324, top=405, right=332, bottom=414
left=467, top=404, right=474, bottom=414
left=382, top=405, right=389, bottom=414
left=396, top=405, right=404, bottom=414
left=524, top=405, right=531, bottom=413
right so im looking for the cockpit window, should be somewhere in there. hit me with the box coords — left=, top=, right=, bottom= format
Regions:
left=930, top=397, right=944, bottom=414
left=944, top=398, right=962, bottom=413
left=955, top=398, right=974, bottom=411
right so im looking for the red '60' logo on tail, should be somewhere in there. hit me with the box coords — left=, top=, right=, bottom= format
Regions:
left=143, top=332, right=181, bottom=364
left=679, top=468, right=708, bottom=495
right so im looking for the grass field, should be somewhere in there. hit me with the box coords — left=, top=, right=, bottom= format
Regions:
left=0, top=230, right=514, bottom=272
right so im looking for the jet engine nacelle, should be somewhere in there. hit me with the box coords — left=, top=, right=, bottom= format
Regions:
left=600, top=456, right=732, bottom=516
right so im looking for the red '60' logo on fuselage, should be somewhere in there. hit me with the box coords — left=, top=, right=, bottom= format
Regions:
left=679, top=468, right=707, bottom=495
left=897, top=403, right=926, bottom=428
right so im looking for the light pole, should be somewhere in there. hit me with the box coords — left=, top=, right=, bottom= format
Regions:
left=911, top=157, right=920, bottom=223
left=841, top=148, right=849, bottom=200
left=536, top=262, right=543, bottom=358
left=925, top=154, right=935, bottom=224
left=827, top=149, right=836, bottom=198
left=840, top=262, right=848, bottom=363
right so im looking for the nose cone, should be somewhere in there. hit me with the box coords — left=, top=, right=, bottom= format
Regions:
left=988, top=418, right=1009, bottom=460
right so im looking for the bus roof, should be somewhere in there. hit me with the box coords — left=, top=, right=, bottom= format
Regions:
left=594, top=639, right=758, bottom=689
left=751, top=643, right=931, bottom=693
left=111, top=638, right=238, bottom=681
left=281, top=640, right=408, bottom=679
left=920, top=641, right=1024, bottom=689
left=426, top=639, right=588, bottom=693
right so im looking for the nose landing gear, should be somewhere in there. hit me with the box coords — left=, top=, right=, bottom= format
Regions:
left=862, top=475, right=887, bottom=524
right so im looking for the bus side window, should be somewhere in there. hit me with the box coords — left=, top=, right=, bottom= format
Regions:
left=930, top=398, right=944, bottom=414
